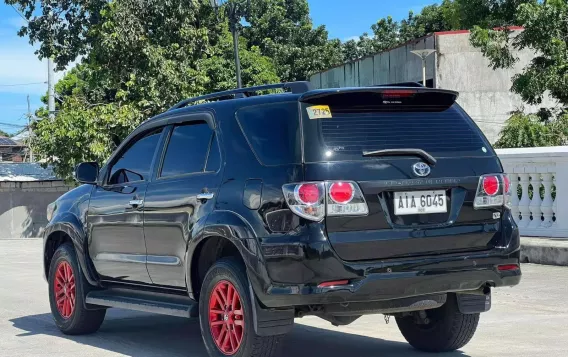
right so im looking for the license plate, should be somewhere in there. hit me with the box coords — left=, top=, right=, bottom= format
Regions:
left=394, top=190, right=447, bottom=215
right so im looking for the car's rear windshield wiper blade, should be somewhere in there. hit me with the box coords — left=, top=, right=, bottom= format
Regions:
left=362, top=148, right=437, bottom=165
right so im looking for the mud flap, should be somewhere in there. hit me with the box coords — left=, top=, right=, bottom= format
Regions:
left=249, top=284, right=294, bottom=336
left=456, top=291, right=491, bottom=314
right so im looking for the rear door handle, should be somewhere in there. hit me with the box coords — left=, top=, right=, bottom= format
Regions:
left=196, top=193, right=214, bottom=201
left=129, top=199, right=144, bottom=207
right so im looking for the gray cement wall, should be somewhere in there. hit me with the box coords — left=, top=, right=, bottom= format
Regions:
left=310, top=35, right=435, bottom=88
left=435, top=31, right=557, bottom=143
left=0, top=181, right=73, bottom=238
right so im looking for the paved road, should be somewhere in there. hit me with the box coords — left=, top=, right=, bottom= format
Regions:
left=1, top=239, right=567, bottom=357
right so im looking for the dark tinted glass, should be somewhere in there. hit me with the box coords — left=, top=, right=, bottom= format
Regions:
left=161, top=122, right=211, bottom=177
left=237, top=102, right=301, bottom=165
left=108, top=129, right=162, bottom=184
left=206, top=134, right=221, bottom=172
left=302, top=103, right=491, bottom=162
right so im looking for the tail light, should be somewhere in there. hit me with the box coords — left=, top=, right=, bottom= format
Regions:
left=282, top=182, right=326, bottom=221
left=325, top=181, right=368, bottom=216
left=282, top=181, right=368, bottom=221
left=474, top=174, right=511, bottom=209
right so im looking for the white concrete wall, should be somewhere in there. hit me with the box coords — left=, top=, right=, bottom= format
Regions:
left=436, top=31, right=557, bottom=143
left=497, top=146, right=568, bottom=238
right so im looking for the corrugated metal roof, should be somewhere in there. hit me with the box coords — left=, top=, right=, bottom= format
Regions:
left=0, top=163, right=58, bottom=181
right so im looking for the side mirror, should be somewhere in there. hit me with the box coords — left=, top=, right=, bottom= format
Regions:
left=74, top=162, right=99, bottom=184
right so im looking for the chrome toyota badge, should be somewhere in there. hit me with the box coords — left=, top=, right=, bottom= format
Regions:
left=412, top=162, right=431, bottom=177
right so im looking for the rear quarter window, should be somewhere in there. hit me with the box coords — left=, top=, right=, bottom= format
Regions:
left=237, top=102, right=301, bottom=166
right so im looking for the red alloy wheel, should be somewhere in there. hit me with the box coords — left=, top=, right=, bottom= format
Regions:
left=209, top=280, right=245, bottom=355
left=53, top=261, right=76, bottom=319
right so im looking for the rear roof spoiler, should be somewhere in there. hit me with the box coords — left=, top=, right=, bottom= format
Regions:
left=299, top=87, right=459, bottom=102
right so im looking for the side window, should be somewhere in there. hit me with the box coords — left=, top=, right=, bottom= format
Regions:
left=108, top=128, right=162, bottom=185
left=237, top=102, right=301, bottom=165
left=160, top=122, right=212, bottom=177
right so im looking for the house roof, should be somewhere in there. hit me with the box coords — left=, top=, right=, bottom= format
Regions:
left=0, top=137, right=23, bottom=146
left=0, top=163, right=58, bottom=181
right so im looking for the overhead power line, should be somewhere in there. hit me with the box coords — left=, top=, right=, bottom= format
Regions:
left=0, top=82, right=47, bottom=87
left=0, top=122, right=27, bottom=128
left=10, top=4, right=28, bottom=22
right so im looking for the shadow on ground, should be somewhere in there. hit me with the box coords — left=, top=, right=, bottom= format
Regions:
left=11, top=310, right=470, bottom=357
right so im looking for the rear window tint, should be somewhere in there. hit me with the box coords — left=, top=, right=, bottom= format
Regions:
left=302, top=103, right=491, bottom=162
left=237, top=102, right=301, bottom=165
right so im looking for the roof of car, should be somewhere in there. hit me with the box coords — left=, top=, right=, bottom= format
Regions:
left=143, top=81, right=451, bottom=127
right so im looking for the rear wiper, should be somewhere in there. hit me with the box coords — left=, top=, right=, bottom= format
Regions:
left=362, top=148, right=437, bottom=165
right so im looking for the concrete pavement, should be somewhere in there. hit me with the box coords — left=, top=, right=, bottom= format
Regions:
left=1, top=239, right=567, bottom=357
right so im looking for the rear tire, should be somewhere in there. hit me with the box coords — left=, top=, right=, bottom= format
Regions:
left=199, top=257, right=284, bottom=357
left=395, top=294, right=479, bottom=352
left=48, top=243, right=106, bottom=335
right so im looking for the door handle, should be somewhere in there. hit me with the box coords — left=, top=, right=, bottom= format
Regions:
left=129, top=199, right=144, bottom=207
left=196, top=193, right=214, bottom=201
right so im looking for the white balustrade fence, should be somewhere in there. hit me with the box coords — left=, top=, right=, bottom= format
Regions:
left=496, top=146, right=568, bottom=238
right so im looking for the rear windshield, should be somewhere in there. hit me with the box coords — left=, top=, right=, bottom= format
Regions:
left=301, top=99, right=492, bottom=163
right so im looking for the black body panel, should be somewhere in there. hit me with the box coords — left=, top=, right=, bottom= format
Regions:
left=304, top=158, right=504, bottom=261
left=42, top=86, right=521, bottom=325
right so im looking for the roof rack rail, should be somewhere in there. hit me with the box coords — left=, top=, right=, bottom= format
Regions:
left=168, top=81, right=313, bottom=111
left=375, top=82, right=425, bottom=88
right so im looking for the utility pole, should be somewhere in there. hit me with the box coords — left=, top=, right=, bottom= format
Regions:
left=210, top=0, right=249, bottom=89
left=48, top=58, right=55, bottom=120
left=27, top=95, right=34, bottom=162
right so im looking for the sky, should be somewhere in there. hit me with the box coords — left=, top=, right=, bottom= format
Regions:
left=0, top=0, right=438, bottom=135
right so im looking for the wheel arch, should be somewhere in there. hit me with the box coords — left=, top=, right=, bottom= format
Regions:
left=186, top=210, right=265, bottom=301
left=43, top=213, right=100, bottom=287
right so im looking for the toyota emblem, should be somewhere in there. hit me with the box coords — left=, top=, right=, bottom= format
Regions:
left=412, top=162, right=431, bottom=177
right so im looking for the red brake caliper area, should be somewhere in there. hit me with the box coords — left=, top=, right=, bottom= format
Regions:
left=54, top=261, right=76, bottom=319
left=209, top=280, right=245, bottom=355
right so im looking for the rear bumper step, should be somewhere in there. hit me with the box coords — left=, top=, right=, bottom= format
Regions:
left=86, top=288, right=198, bottom=318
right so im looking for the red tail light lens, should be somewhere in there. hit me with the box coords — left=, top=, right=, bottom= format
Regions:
left=483, top=176, right=499, bottom=196
left=296, top=183, right=320, bottom=205
left=329, top=182, right=354, bottom=204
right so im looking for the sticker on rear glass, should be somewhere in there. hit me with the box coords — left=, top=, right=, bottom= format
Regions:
left=306, top=105, right=332, bottom=120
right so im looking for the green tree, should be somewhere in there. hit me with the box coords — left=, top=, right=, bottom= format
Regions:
left=244, top=0, right=342, bottom=81
left=8, top=0, right=280, bottom=179
left=341, top=4, right=454, bottom=62
left=495, top=112, right=568, bottom=148
left=470, top=0, right=568, bottom=147
left=370, top=16, right=400, bottom=52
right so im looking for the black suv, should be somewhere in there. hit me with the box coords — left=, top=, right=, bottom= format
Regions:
left=43, top=82, right=521, bottom=357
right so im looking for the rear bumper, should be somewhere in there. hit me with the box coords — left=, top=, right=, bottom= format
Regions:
left=249, top=216, right=521, bottom=308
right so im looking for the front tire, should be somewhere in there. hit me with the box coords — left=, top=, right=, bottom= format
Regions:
left=395, top=294, right=479, bottom=352
left=48, top=243, right=106, bottom=335
left=199, top=257, right=284, bottom=357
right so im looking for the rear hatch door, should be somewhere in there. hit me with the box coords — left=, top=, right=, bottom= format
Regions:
left=300, top=88, right=503, bottom=261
